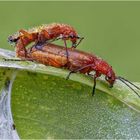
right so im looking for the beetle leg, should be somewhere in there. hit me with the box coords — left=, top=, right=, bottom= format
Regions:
left=66, top=65, right=101, bottom=96
left=87, top=73, right=94, bottom=77
left=66, top=70, right=75, bottom=80
left=19, top=29, right=33, bottom=40
left=66, top=70, right=98, bottom=96
left=73, top=37, right=84, bottom=48
left=16, top=30, right=37, bottom=58
left=33, top=31, right=47, bottom=50
left=42, top=37, right=61, bottom=46
left=63, top=39, right=69, bottom=62
left=15, top=38, right=27, bottom=58
left=46, top=37, right=61, bottom=44
left=57, top=35, right=69, bottom=62
left=92, top=72, right=101, bottom=96
left=34, top=38, right=59, bottom=50
left=92, top=76, right=97, bottom=96
left=66, top=64, right=95, bottom=80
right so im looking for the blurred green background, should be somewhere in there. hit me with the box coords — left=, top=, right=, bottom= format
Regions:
left=0, top=1, right=140, bottom=81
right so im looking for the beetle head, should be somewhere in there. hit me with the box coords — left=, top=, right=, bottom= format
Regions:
left=70, top=34, right=84, bottom=48
left=105, top=67, right=116, bottom=87
left=8, top=35, right=19, bottom=45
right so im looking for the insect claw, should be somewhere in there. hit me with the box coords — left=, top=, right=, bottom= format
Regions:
left=92, top=76, right=97, bottom=96
left=109, top=84, right=113, bottom=88
left=92, top=90, right=95, bottom=96
left=66, top=71, right=73, bottom=80
left=66, top=75, right=69, bottom=80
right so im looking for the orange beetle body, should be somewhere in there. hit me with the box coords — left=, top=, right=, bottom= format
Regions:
left=8, top=23, right=83, bottom=58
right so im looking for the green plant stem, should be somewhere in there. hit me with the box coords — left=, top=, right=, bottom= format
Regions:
left=0, top=48, right=139, bottom=112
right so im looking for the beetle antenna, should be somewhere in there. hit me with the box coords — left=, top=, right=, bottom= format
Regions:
left=75, top=37, right=84, bottom=48
left=117, top=76, right=140, bottom=98
left=3, top=58, right=33, bottom=62
left=118, top=76, right=140, bottom=90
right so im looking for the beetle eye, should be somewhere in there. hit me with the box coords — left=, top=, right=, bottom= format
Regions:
left=106, top=76, right=111, bottom=81
left=69, top=35, right=74, bottom=38
left=108, top=76, right=112, bottom=80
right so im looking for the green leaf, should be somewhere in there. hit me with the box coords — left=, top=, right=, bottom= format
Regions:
left=0, top=48, right=140, bottom=139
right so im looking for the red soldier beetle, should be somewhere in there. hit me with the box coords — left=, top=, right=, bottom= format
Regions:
left=8, top=43, right=139, bottom=98
left=8, top=23, right=84, bottom=60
